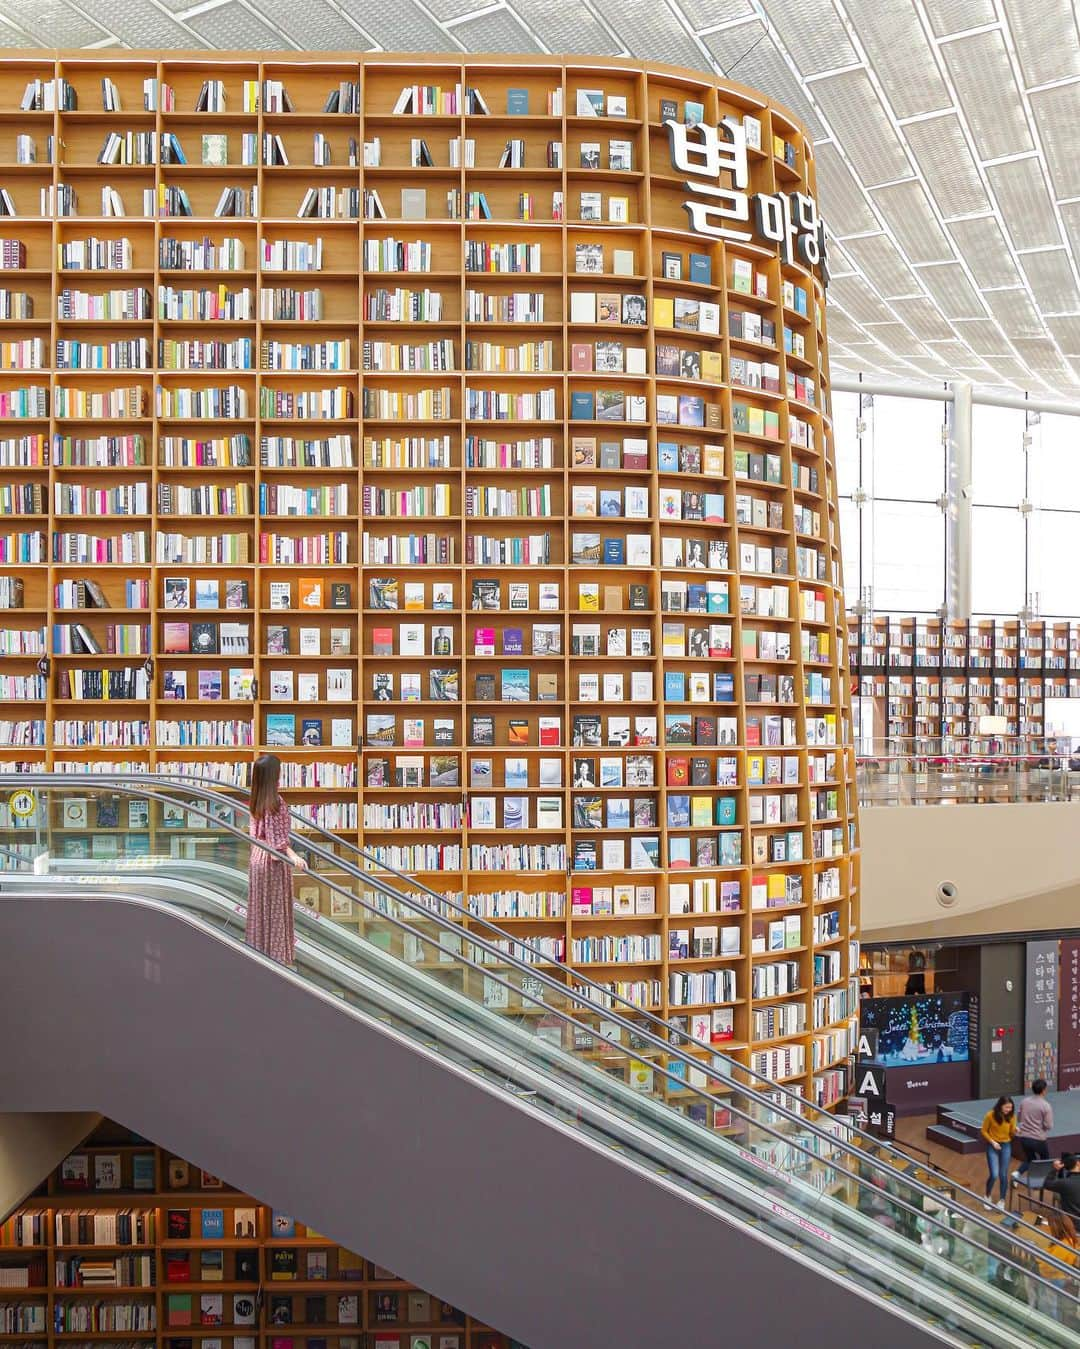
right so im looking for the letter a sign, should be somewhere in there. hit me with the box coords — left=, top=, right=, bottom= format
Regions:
left=856, top=1065, right=886, bottom=1099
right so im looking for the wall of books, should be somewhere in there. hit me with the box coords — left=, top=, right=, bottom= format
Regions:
left=848, top=613, right=1080, bottom=748
left=0, top=1121, right=521, bottom=1349
left=0, top=51, right=858, bottom=1106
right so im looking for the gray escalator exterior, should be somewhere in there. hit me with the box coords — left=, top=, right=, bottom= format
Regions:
left=1, top=888, right=948, bottom=1349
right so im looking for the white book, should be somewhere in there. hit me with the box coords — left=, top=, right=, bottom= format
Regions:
left=570, top=291, right=596, bottom=323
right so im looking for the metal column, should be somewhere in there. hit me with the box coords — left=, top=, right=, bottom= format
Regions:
left=946, top=379, right=973, bottom=620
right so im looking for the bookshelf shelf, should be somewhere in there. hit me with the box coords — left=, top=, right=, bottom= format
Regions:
left=0, top=49, right=855, bottom=1108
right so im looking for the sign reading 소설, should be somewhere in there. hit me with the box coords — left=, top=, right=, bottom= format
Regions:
left=665, top=118, right=829, bottom=283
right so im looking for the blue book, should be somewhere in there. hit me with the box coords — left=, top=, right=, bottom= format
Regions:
left=506, top=88, right=529, bottom=115
left=201, top=1209, right=225, bottom=1239
left=683, top=100, right=704, bottom=126
left=500, top=668, right=530, bottom=701
left=570, top=390, right=596, bottom=419
left=664, top=671, right=685, bottom=701
left=687, top=584, right=707, bottom=613
left=657, top=441, right=679, bottom=472
left=713, top=672, right=735, bottom=702
left=607, top=798, right=631, bottom=829
left=128, top=833, right=151, bottom=856
left=716, top=796, right=737, bottom=826
left=666, top=795, right=690, bottom=828
left=602, top=537, right=624, bottom=565
left=265, top=713, right=296, bottom=746
left=271, top=1212, right=295, bottom=1238
left=688, top=252, right=711, bottom=285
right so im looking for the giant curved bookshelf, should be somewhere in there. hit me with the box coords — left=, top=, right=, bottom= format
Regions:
left=0, top=50, right=858, bottom=1109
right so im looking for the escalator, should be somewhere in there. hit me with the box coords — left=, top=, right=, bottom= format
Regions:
left=1, top=772, right=1077, bottom=1348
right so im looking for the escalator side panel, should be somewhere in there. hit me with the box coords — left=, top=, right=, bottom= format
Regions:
left=2, top=895, right=944, bottom=1349
left=0, top=1111, right=102, bottom=1223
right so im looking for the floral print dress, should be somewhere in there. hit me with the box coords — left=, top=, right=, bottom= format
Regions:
left=246, top=800, right=296, bottom=965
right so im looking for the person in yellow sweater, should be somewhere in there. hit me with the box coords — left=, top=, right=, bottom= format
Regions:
left=981, top=1095, right=1017, bottom=1208
left=1033, top=1214, right=1078, bottom=1313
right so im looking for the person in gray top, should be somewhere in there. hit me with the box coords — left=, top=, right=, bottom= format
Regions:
left=1012, top=1078, right=1054, bottom=1182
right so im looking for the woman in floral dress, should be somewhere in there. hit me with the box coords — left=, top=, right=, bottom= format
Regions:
left=246, top=753, right=306, bottom=965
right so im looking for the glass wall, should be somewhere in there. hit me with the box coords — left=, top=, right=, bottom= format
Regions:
left=835, top=391, right=1080, bottom=618
left=834, top=389, right=948, bottom=613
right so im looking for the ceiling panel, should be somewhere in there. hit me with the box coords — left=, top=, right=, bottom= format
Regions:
left=843, top=0, right=950, bottom=119
left=946, top=215, right=1020, bottom=289
left=235, top=0, right=368, bottom=49
left=500, top=0, right=620, bottom=55
left=1029, top=81, right=1080, bottom=203
left=859, top=321, right=927, bottom=358
left=842, top=233, right=921, bottom=299
left=441, top=7, right=543, bottom=52
left=1005, top=0, right=1080, bottom=89
left=182, top=2, right=290, bottom=49
left=921, top=1, right=997, bottom=39
left=828, top=274, right=899, bottom=326
left=762, top=0, right=857, bottom=78
left=1045, top=316, right=1080, bottom=356
left=0, top=0, right=108, bottom=46
left=950, top=318, right=1013, bottom=355
left=981, top=286, right=1045, bottom=340
left=983, top=156, right=1061, bottom=252
left=808, top=67, right=912, bottom=186
left=869, top=179, right=952, bottom=264
left=590, top=0, right=702, bottom=68
left=914, top=261, right=986, bottom=319
left=335, top=0, right=453, bottom=50
left=1017, top=249, right=1080, bottom=316
left=901, top=114, right=988, bottom=220
left=701, top=26, right=826, bottom=139
left=890, top=294, right=957, bottom=342
left=813, top=142, right=879, bottom=236
left=4, top=0, right=1080, bottom=395
left=940, top=29, right=1033, bottom=163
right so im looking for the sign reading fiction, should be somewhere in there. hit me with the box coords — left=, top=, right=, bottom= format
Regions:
left=665, top=118, right=828, bottom=284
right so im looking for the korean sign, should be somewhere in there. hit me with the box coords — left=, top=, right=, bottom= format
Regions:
left=1059, top=938, right=1080, bottom=1090
left=1024, top=940, right=1058, bottom=1089
left=665, top=118, right=829, bottom=284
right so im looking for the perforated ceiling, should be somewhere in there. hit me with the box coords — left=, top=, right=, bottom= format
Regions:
left=3, top=0, right=1078, bottom=398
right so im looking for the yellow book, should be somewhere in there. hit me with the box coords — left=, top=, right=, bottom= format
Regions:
left=578, top=583, right=600, bottom=611
left=772, top=133, right=785, bottom=158
left=703, top=444, right=724, bottom=476
left=767, top=873, right=787, bottom=901
left=747, top=753, right=764, bottom=783
left=653, top=295, right=674, bottom=329
left=701, top=350, right=723, bottom=383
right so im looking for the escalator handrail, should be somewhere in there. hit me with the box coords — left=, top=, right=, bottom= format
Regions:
left=68, top=769, right=1030, bottom=1244
left=13, top=875, right=1077, bottom=1319
left=1, top=773, right=1067, bottom=1277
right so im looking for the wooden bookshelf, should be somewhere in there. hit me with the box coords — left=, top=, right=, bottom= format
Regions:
left=848, top=612, right=1080, bottom=750
left=0, top=1122, right=517, bottom=1349
left=0, top=51, right=857, bottom=1109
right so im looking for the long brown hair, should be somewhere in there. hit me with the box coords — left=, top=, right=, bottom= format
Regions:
left=992, top=1094, right=1015, bottom=1124
left=250, top=754, right=282, bottom=818
left=1050, top=1213, right=1078, bottom=1246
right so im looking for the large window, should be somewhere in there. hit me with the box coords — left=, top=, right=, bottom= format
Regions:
left=835, top=392, right=1080, bottom=619
left=835, top=390, right=947, bottom=614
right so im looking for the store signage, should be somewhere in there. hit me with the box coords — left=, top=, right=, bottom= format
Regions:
left=1059, top=939, right=1080, bottom=1090
left=665, top=118, right=828, bottom=282
left=1024, top=940, right=1059, bottom=1089
left=8, top=788, right=36, bottom=819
